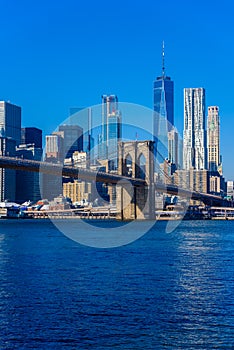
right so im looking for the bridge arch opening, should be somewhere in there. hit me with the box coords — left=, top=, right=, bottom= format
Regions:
left=137, top=153, right=146, bottom=180
left=125, top=154, right=133, bottom=178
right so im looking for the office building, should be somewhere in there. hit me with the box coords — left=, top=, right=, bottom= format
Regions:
left=183, top=88, right=207, bottom=170
left=174, top=169, right=209, bottom=205
left=107, top=111, right=122, bottom=169
left=21, top=127, right=42, bottom=149
left=207, top=106, right=221, bottom=172
left=45, top=133, right=64, bottom=162
left=63, top=180, right=92, bottom=204
left=227, top=181, right=234, bottom=199
left=0, top=137, right=16, bottom=201
left=43, top=133, right=64, bottom=199
left=69, top=107, right=94, bottom=157
left=99, top=95, right=121, bottom=168
left=153, top=43, right=174, bottom=160
left=168, top=129, right=179, bottom=167
left=15, top=144, right=43, bottom=203
left=0, top=101, right=21, bottom=145
left=58, top=124, right=83, bottom=158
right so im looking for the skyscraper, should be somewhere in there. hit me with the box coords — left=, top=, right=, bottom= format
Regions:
left=0, top=137, right=16, bottom=201
left=99, top=95, right=121, bottom=166
left=107, top=111, right=122, bottom=169
left=21, top=127, right=42, bottom=149
left=183, top=88, right=207, bottom=170
left=15, top=144, right=43, bottom=203
left=69, top=107, right=93, bottom=156
left=45, top=134, right=64, bottom=162
left=0, top=101, right=21, bottom=145
left=207, top=106, right=221, bottom=172
left=168, top=129, right=179, bottom=166
left=153, top=42, right=174, bottom=160
left=58, top=124, right=83, bottom=158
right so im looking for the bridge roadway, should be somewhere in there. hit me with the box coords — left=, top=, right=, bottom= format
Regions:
left=0, top=156, right=230, bottom=207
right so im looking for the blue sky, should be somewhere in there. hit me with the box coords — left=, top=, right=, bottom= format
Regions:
left=0, top=0, right=234, bottom=178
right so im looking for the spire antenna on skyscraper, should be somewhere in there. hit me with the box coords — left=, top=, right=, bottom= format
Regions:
left=162, top=40, right=165, bottom=78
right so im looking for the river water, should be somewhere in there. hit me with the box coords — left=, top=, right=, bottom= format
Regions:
left=0, top=219, right=233, bottom=349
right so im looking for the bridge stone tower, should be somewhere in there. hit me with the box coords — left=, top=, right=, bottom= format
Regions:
left=116, top=141, right=155, bottom=220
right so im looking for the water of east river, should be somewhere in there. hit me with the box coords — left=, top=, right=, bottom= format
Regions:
left=0, top=219, right=233, bottom=349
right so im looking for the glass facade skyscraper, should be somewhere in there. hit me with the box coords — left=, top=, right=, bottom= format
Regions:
left=153, top=44, right=174, bottom=162
left=69, top=107, right=93, bottom=156
left=21, top=127, right=42, bottom=149
left=58, top=124, right=83, bottom=158
left=153, top=77, right=174, bottom=128
left=107, top=112, right=122, bottom=169
left=99, top=95, right=121, bottom=165
left=0, top=101, right=21, bottom=145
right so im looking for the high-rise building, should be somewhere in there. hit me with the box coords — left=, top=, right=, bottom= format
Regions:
left=0, top=137, right=16, bottom=201
left=107, top=112, right=122, bottom=169
left=45, top=133, right=64, bottom=162
left=58, top=124, right=83, bottom=158
left=15, top=144, right=43, bottom=203
left=100, top=95, right=118, bottom=159
left=99, top=95, right=121, bottom=168
left=0, top=101, right=21, bottom=145
left=168, top=129, right=178, bottom=166
left=183, top=88, right=207, bottom=170
left=69, top=107, right=93, bottom=153
left=21, top=127, right=42, bottom=149
left=153, top=42, right=174, bottom=160
left=207, top=106, right=221, bottom=172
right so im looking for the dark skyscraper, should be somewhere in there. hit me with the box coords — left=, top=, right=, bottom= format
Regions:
left=153, top=43, right=174, bottom=161
left=58, top=124, right=83, bottom=158
left=0, top=101, right=21, bottom=145
left=99, top=95, right=119, bottom=160
left=69, top=107, right=94, bottom=163
left=21, top=127, right=42, bottom=149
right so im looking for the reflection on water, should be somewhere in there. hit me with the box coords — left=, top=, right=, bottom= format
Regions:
left=0, top=219, right=233, bottom=349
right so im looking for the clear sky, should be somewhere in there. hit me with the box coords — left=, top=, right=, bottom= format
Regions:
left=0, top=0, right=234, bottom=178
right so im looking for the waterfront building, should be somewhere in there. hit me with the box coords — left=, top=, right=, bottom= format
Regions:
left=183, top=88, right=207, bottom=170
left=0, top=101, right=21, bottom=145
left=44, top=133, right=64, bottom=200
left=227, top=180, right=234, bottom=199
left=0, top=137, right=16, bottom=201
left=21, top=127, right=42, bottom=149
left=207, top=106, right=221, bottom=173
left=63, top=180, right=92, bottom=204
left=15, top=144, right=43, bottom=203
left=58, top=124, right=83, bottom=159
left=153, top=42, right=174, bottom=160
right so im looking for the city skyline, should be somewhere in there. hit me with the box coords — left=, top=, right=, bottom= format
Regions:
left=0, top=1, right=234, bottom=177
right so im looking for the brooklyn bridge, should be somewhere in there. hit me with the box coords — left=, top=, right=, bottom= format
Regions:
left=0, top=140, right=231, bottom=220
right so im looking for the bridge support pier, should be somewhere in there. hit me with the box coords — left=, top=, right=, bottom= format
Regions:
left=116, top=141, right=155, bottom=220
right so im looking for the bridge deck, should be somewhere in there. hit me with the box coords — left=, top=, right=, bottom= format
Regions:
left=0, top=156, right=230, bottom=207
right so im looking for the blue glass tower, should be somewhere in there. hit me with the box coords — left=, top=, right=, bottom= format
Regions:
left=107, top=111, right=122, bottom=170
left=153, top=43, right=174, bottom=162
left=99, top=95, right=120, bottom=161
